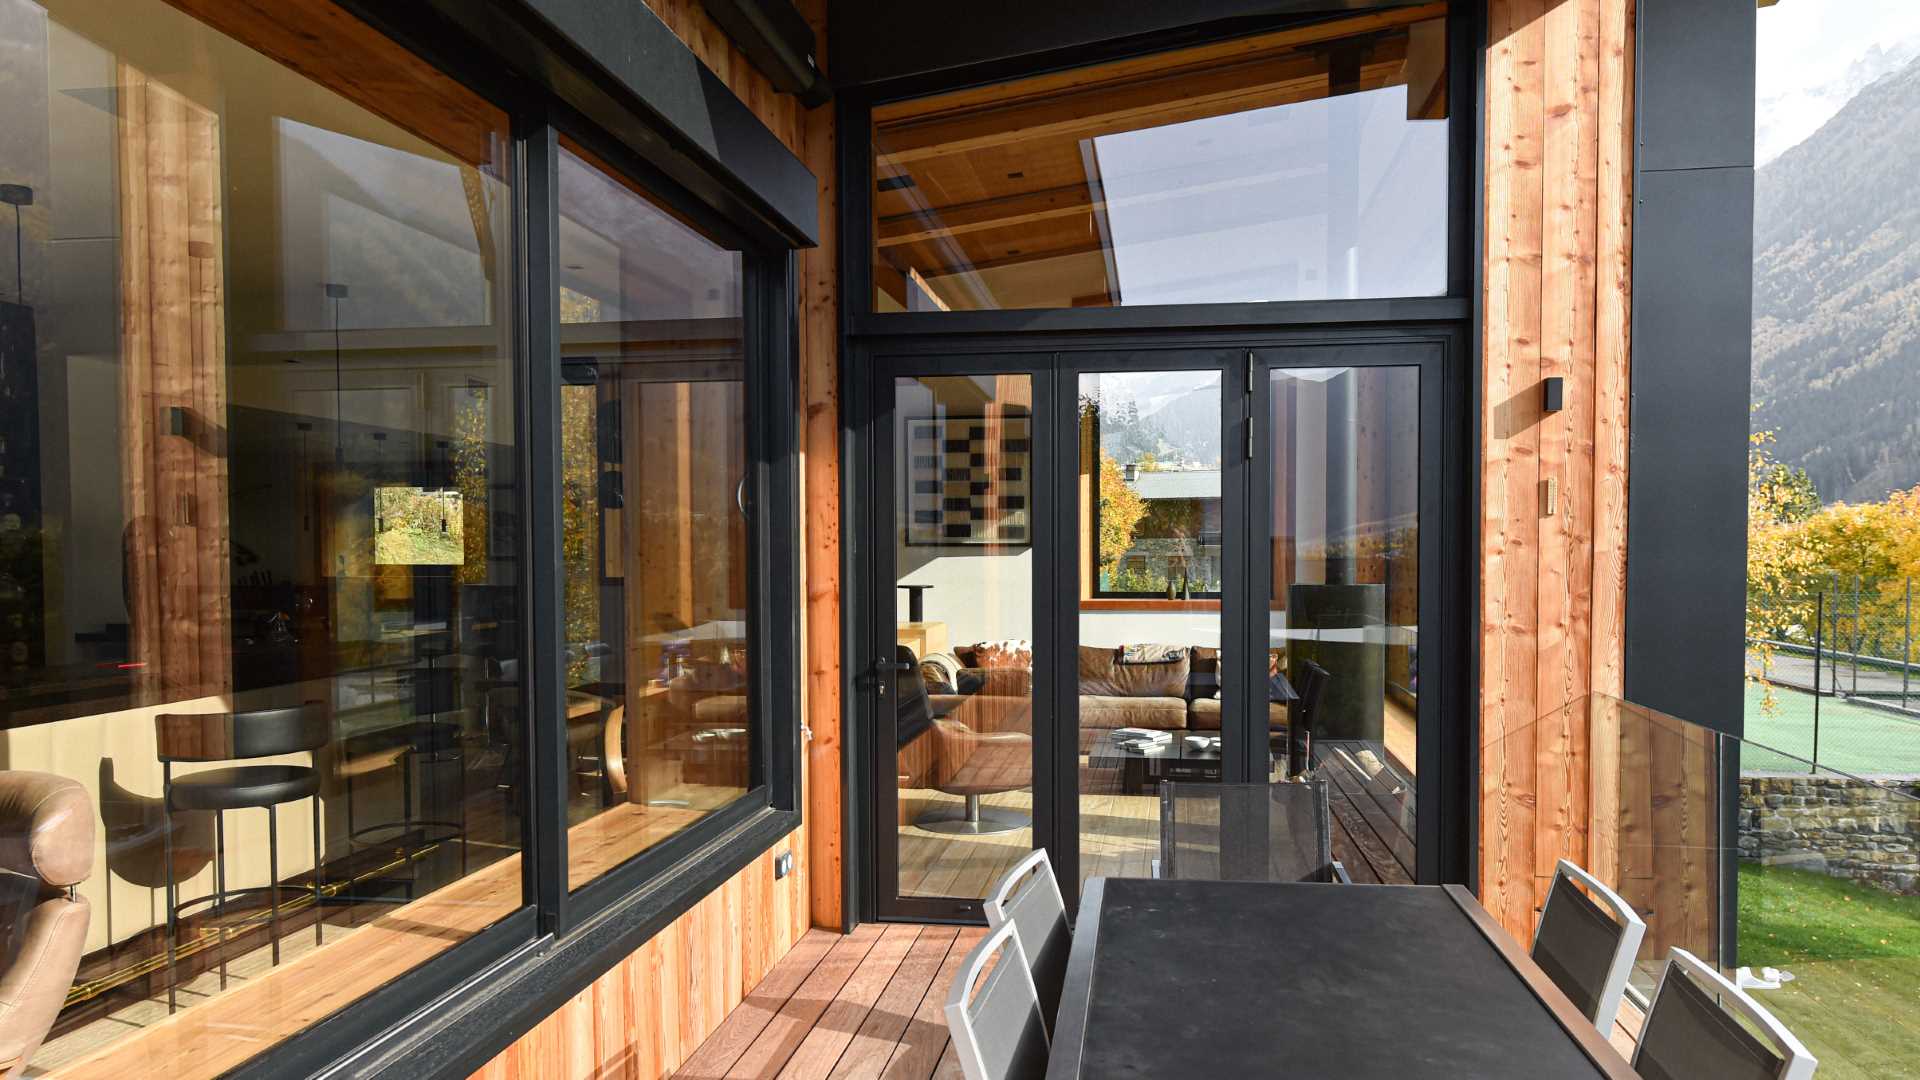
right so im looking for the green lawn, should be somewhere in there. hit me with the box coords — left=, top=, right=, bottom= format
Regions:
left=1737, top=863, right=1920, bottom=1079
left=1744, top=682, right=1920, bottom=776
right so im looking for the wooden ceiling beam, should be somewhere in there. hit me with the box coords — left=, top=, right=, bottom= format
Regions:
left=917, top=235, right=1107, bottom=278
left=878, top=183, right=1095, bottom=247
left=876, top=47, right=1409, bottom=169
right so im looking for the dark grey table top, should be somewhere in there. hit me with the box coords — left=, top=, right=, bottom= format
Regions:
left=1047, top=878, right=1637, bottom=1080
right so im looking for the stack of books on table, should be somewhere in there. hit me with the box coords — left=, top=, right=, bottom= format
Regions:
left=1111, top=728, right=1172, bottom=752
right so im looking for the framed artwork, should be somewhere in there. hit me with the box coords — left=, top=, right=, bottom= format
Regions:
left=904, top=412, right=1030, bottom=546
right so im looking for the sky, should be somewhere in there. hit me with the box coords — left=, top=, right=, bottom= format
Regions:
left=1756, top=0, right=1920, bottom=165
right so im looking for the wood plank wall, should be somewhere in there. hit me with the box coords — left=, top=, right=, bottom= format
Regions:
left=1479, top=0, right=1634, bottom=941
left=472, top=832, right=813, bottom=1079
left=468, top=0, right=842, bottom=1075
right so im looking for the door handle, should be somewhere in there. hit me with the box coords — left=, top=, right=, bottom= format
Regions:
left=868, top=655, right=913, bottom=696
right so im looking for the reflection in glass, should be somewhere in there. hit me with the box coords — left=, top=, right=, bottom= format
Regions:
left=0, top=0, right=522, bottom=1069
left=892, top=375, right=1035, bottom=898
left=1076, top=371, right=1221, bottom=889
left=556, top=145, right=752, bottom=892
left=872, top=10, right=1448, bottom=312
left=1269, top=366, right=1418, bottom=885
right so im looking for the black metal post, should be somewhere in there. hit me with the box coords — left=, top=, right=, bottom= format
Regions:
left=1852, top=575, right=1862, bottom=696
left=1813, top=591, right=1823, bottom=774
left=1905, top=577, right=1912, bottom=712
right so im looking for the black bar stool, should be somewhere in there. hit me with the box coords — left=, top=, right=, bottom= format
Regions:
left=156, top=702, right=328, bottom=1013
left=343, top=718, right=468, bottom=898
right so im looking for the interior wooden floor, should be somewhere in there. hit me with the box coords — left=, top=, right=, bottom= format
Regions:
left=893, top=703, right=1421, bottom=899
left=40, top=797, right=710, bottom=1080
left=673, top=923, right=984, bottom=1080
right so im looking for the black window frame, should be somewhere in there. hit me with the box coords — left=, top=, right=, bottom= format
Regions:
left=846, top=6, right=1476, bottom=332
left=147, top=2, right=816, bottom=1078
left=839, top=1, right=1482, bottom=925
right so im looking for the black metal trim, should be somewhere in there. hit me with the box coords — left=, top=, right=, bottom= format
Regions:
left=1463, top=0, right=1488, bottom=896
left=851, top=299, right=1473, bottom=338
left=520, top=113, right=572, bottom=938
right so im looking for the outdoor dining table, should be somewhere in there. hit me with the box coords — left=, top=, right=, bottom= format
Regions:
left=1046, top=878, right=1638, bottom=1079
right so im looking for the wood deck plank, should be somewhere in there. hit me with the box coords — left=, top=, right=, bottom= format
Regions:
left=826, top=927, right=963, bottom=1080
left=722, top=924, right=888, bottom=1078
left=879, top=927, right=985, bottom=1080
left=776, top=924, right=926, bottom=1080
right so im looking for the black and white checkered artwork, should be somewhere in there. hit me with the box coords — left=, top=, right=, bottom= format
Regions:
left=904, top=413, right=1031, bottom=545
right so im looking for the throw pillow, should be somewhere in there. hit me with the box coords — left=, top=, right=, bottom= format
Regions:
left=972, top=638, right=1033, bottom=670
left=1118, top=642, right=1188, bottom=665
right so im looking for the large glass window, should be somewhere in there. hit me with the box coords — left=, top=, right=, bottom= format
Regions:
left=870, top=6, right=1449, bottom=312
left=555, top=143, right=754, bottom=892
left=0, top=0, right=523, bottom=1072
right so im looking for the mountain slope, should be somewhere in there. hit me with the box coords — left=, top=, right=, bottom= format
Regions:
left=1753, top=54, right=1920, bottom=503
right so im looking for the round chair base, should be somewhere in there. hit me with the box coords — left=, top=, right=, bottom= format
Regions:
left=916, top=800, right=1029, bottom=835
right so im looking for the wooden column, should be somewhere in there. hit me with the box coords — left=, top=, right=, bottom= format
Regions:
left=1479, top=0, right=1633, bottom=941
left=117, top=61, right=232, bottom=705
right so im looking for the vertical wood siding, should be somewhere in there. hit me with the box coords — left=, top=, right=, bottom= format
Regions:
left=1480, top=0, right=1633, bottom=940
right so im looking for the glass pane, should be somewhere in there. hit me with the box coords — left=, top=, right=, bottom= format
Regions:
left=871, top=10, right=1448, bottom=312
left=1269, top=366, right=1418, bottom=885
left=893, top=374, right=1035, bottom=899
left=556, top=144, right=752, bottom=892
left=1076, top=370, right=1221, bottom=889
left=3, top=1, right=522, bottom=1071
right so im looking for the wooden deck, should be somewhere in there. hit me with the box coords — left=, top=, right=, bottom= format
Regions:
left=673, top=924, right=984, bottom=1080
left=1315, top=739, right=1418, bottom=885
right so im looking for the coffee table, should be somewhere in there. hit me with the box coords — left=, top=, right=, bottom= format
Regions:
left=1087, top=732, right=1227, bottom=795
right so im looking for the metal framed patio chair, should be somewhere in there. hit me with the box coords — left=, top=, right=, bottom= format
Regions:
left=1158, top=779, right=1349, bottom=883
left=944, top=920, right=1049, bottom=1080
left=1634, top=947, right=1817, bottom=1080
left=983, top=848, right=1069, bottom=1032
left=1530, top=858, right=1646, bottom=1035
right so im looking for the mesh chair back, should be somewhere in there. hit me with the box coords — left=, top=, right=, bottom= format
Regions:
left=945, top=921, right=1049, bottom=1080
left=1635, top=949, right=1815, bottom=1080
left=1286, top=662, right=1330, bottom=775
left=983, top=849, right=1070, bottom=1032
left=1159, top=781, right=1333, bottom=882
left=1530, top=860, right=1644, bottom=1032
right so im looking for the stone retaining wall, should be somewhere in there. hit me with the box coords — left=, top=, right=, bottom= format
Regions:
left=1738, top=776, right=1920, bottom=895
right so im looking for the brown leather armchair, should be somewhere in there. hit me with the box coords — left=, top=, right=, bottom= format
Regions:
left=0, top=772, right=94, bottom=1079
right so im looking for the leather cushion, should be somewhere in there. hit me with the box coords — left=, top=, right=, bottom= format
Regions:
left=1187, top=697, right=1289, bottom=731
left=1077, top=695, right=1186, bottom=729
left=1079, top=647, right=1189, bottom=698
left=0, top=774, right=93, bottom=888
left=169, top=765, right=321, bottom=812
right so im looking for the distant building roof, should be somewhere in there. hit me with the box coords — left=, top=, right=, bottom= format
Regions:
left=1125, top=468, right=1220, bottom=501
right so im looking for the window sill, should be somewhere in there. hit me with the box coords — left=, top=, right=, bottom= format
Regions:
left=1080, top=598, right=1221, bottom=613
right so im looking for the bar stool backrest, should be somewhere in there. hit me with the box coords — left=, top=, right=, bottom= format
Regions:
left=155, top=703, right=329, bottom=763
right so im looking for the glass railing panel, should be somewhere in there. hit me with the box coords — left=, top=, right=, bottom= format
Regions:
left=1500, top=692, right=1920, bottom=1076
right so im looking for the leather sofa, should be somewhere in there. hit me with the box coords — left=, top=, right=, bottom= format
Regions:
left=920, top=644, right=1289, bottom=756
